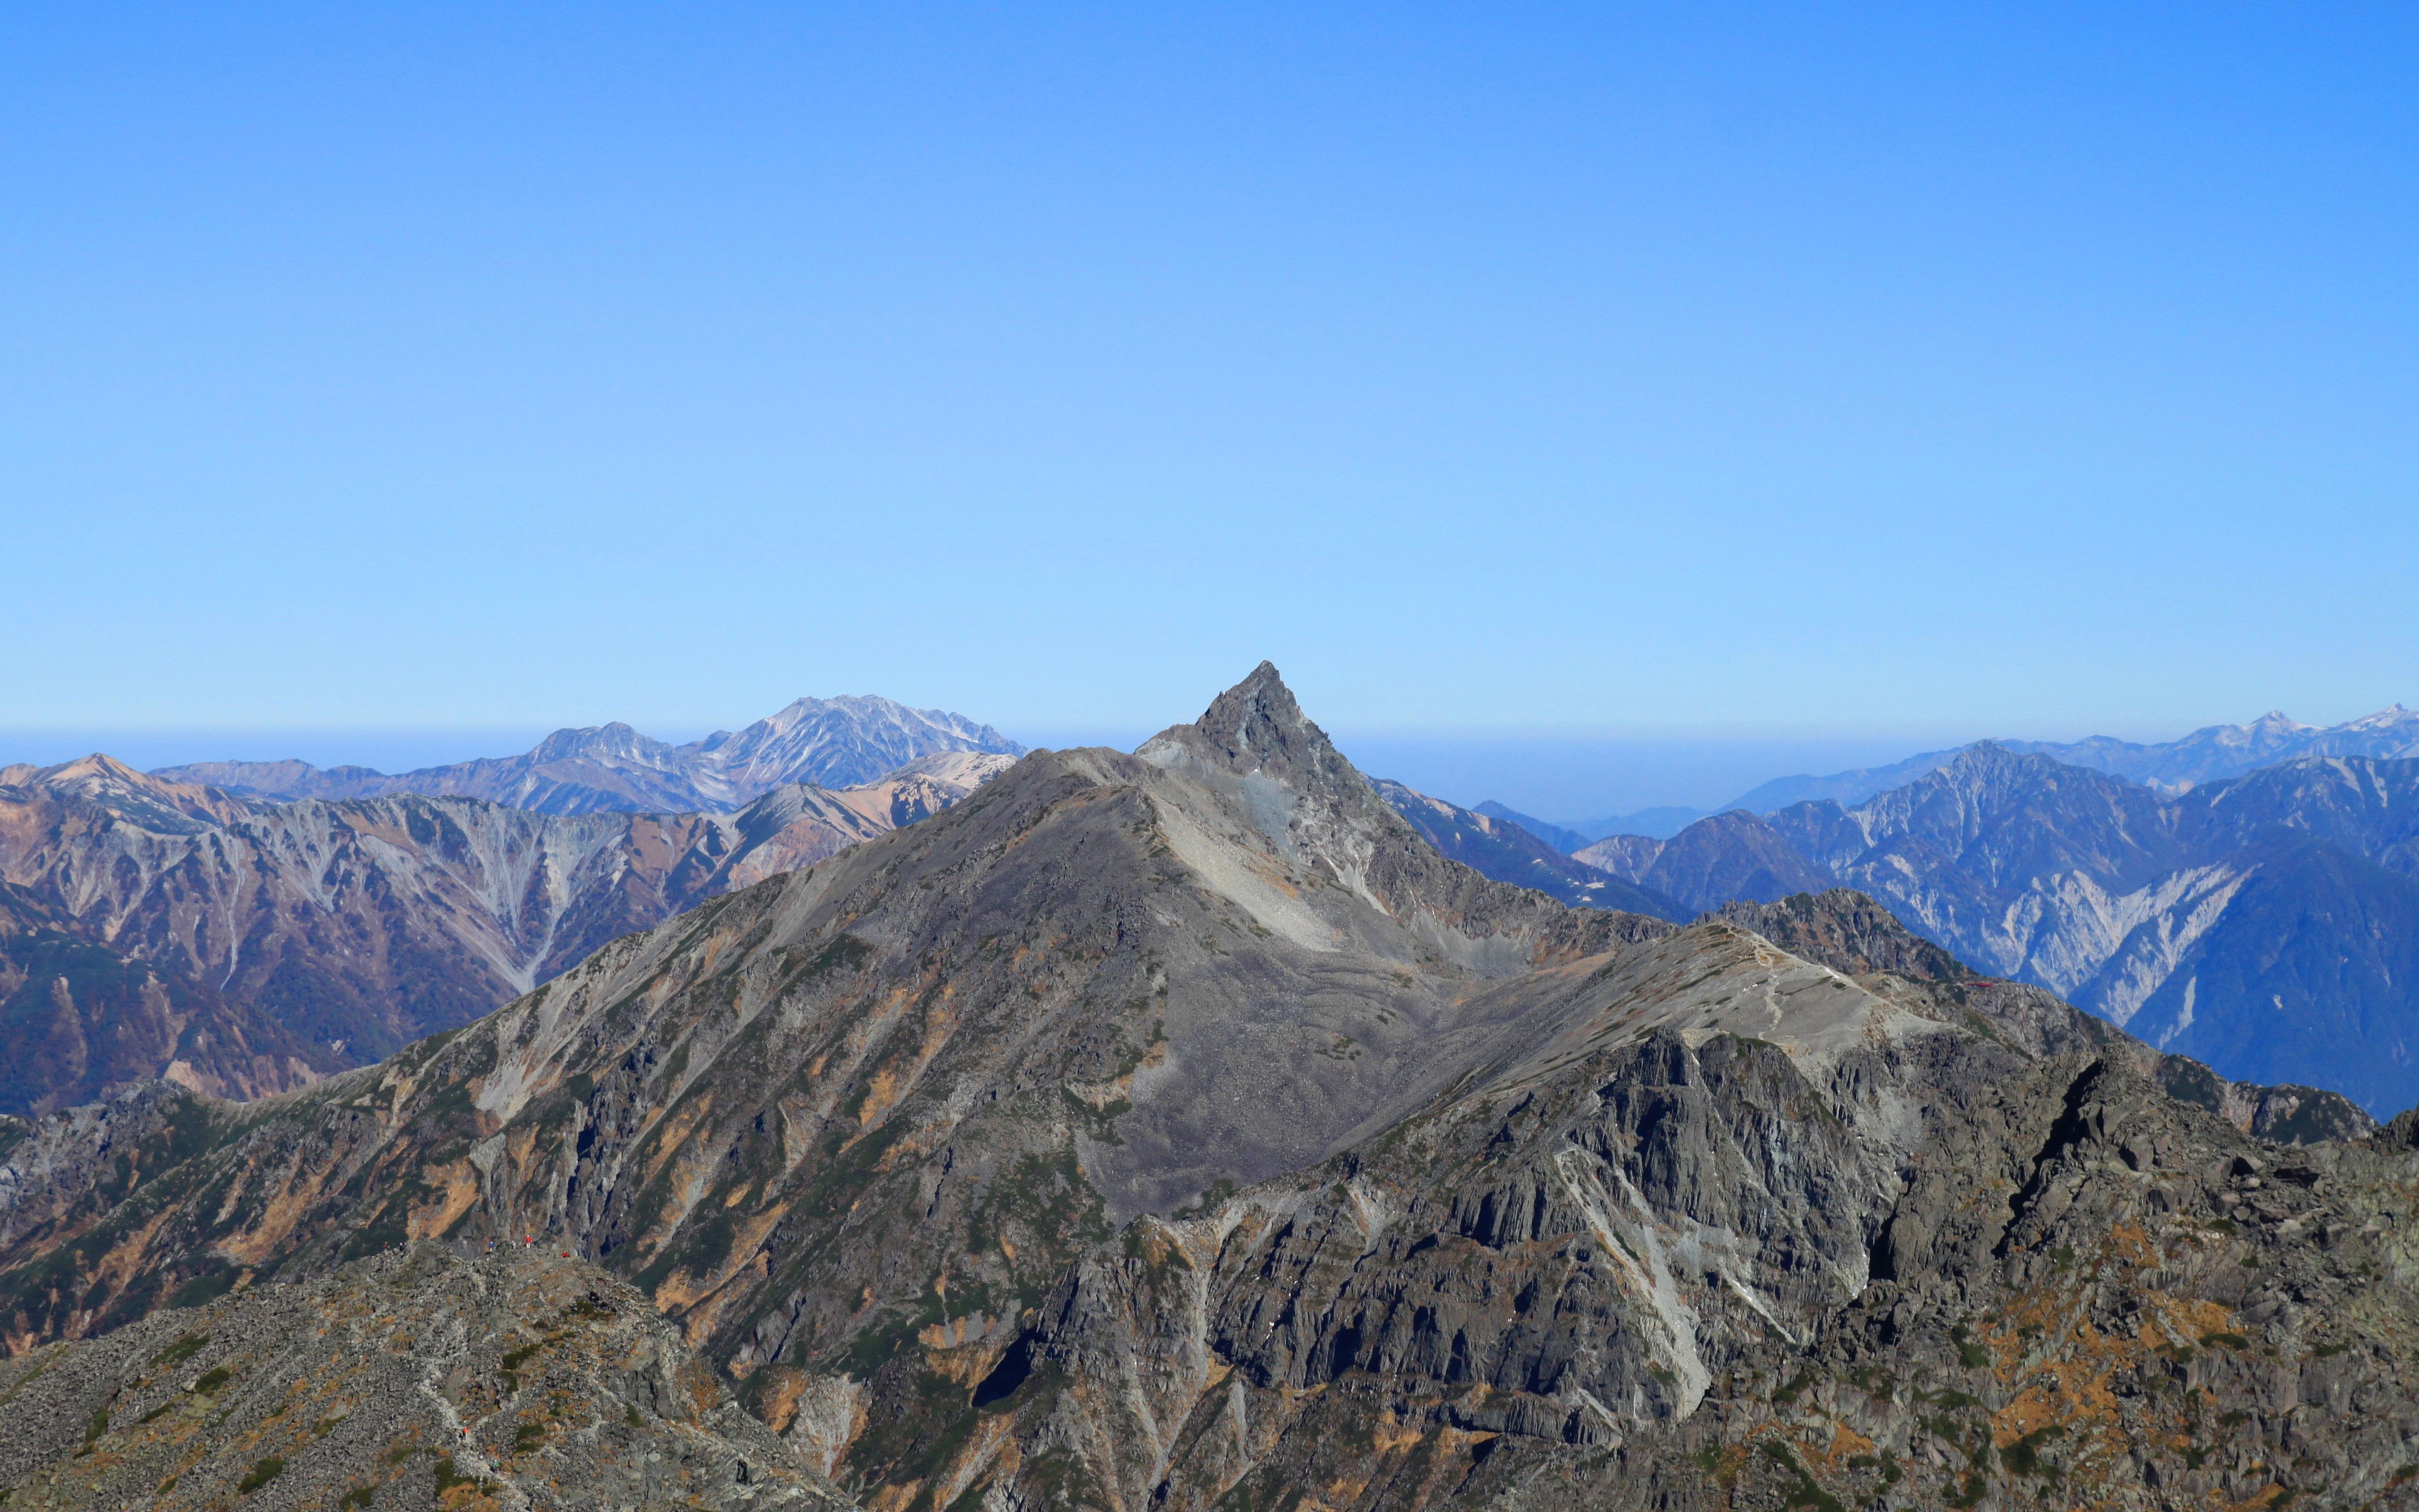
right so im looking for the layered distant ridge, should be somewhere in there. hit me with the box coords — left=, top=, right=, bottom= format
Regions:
left=147, top=693, right=1025, bottom=815
left=1573, top=742, right=2419, bottom=1112
left=0, top=749, right=1010, bottom=1092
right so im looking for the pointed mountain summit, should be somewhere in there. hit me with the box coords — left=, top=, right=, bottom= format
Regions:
left=1139, top=663, right=1644, bottom=937
left=1138, top=660, right=1349, bottom=790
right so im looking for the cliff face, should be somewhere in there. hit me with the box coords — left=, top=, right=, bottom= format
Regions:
left=918, top=911, right=2417, bottom=1511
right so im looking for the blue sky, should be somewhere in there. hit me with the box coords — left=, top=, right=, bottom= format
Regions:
left=4, top=5, right=2414, bottom=813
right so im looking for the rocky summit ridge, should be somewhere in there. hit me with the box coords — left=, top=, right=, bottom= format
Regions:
left=144, top=693, right=1025, bottom=816
left=0, top=666, right=2411, bottom=1510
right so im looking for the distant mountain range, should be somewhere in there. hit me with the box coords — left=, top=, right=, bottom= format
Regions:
left=150, top=693, right=1025, bottom=815
left=1377, top=782, right=1684, bottom=917
left=1576, top=743, right=2419, bottom=1113
left=1485, top=704, right=2419, bottom=847
left=0, top=748, right=1010, bottom=1108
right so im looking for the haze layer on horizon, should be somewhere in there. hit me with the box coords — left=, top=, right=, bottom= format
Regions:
left=5, top=6, right=2413, bottom=743
left=0, top=720, right=2162, bottom=820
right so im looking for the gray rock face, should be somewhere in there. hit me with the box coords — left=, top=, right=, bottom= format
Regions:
left=1710, top=890, right=2373, bottom=1144
left=0, top=1242, right=851, bottom=1510
left=144, top=694, right=1025, bottom=814
left=939, top=908, right=2419, bottom=1510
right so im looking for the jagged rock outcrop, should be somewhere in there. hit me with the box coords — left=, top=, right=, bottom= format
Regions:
left=0, top=1241, right=851, bottom=1509
left=1713, top=890, right=2373, bottom=1144
left=910, top=905, right=2419, bottom=1510
left=145, top=693, right=1023, bottom=813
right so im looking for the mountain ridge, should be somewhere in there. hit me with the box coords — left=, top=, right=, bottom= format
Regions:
left=1725, top=702, right=2419, bottom=813
left=1379, top=782, right=1686, bottom=917
left=146, top=693, right=1025, bottom=816
left=1465, top=703, right=2419, bottom=848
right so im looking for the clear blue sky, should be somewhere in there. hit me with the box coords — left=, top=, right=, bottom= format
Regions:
left=5, top=5, right=2414, bottom=810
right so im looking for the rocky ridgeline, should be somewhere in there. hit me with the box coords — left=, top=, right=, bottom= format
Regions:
left=147, top=694, right=1024, bottom=813
left=937, top=916, right=2419, bottom=1510
left=0, top=1242, right=851, bottom=1510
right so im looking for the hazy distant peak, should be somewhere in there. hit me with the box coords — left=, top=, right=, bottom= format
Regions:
left=527, top=721, right=674, bottom=763
left=1720, top=701, right=2419, bottom=815
left=148, top=692, right=1025, bottom=815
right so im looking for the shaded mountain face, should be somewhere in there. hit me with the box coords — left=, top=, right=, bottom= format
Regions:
left=969, top=942, right=2411, bottom=1512
left=1572, top=808, right=1837, bottom=914
left=1482, top=804, right=1713, bottom=845
left=0, top=884, right=334, bottom=1116
left=0, top=671, right=2407, bottom=1510
left=0, top=752, right=1008, bottom=1072
left=0, top=1241, right=850, bottom=1510
left=1675, top=746, right=2419, bottom=1113
left=1468, top=800, right=1590, bottom=855
left=143, top=694, right=1025, bottom=816
left=1379, top=782, right=1685, bottom=918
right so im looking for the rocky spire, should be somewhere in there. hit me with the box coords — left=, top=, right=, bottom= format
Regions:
left=1138, top=661, right=1366, bottom=799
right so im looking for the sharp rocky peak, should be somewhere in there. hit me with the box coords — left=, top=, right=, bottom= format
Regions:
left=1137, top=661, right=1362, bottom=795
left=1920, top=738, right=2101, bottom=793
